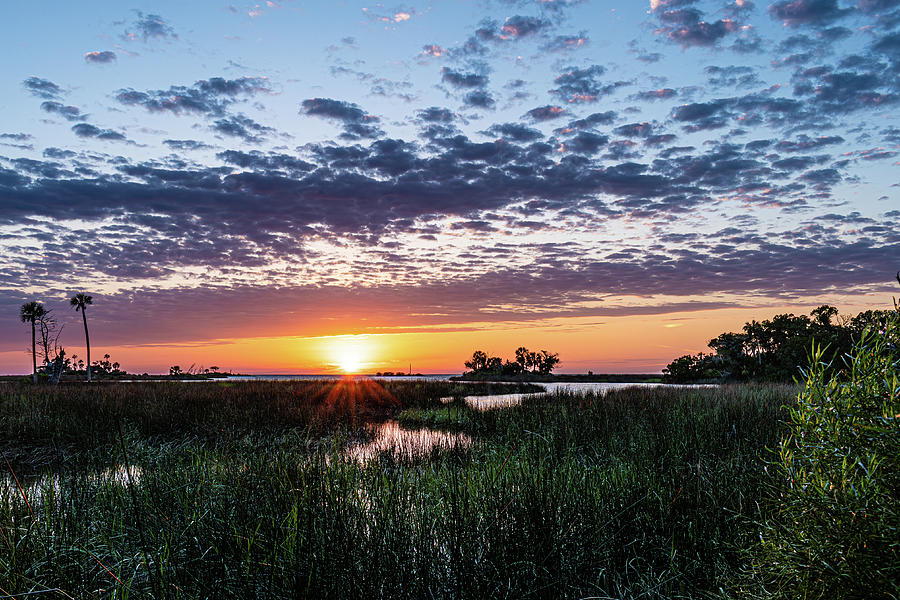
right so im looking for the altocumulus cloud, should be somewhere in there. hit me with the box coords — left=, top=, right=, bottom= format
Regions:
left=85, top=50, right=117, bottom=63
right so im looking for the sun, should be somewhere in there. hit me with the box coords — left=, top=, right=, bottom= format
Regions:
left=338, top=349, right=363, bottom=374
left=326, top=335, right=373, bottom=374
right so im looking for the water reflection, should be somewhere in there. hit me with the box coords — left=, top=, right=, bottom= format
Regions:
left=346, top=420, right=472, bottom=462
left=1, top=464, right=143, bottom=507
left=441, top=393, right=543, bottom=410
left=440, top=382, right=710, bottom=410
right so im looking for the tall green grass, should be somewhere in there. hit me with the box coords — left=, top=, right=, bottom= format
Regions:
left=1, top=381, right=793, bottom=598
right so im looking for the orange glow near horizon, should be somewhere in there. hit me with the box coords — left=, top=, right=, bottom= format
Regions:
left=1, top=295, right=891, bottom=376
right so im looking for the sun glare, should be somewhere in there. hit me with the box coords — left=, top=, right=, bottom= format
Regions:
left=327, top=335, right=372, bottom=374
left=338, top=351, right=362, bottom=374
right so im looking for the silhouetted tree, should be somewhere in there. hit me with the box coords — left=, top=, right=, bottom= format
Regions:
left=70, top=293, right=93, bottom=382
left=20, top=301, right=46, bottom=384
left=94, top=354, right=114, bottom=375
left=663, top=302, right=898, bottom=383
left=464, top=351, right=489, bottom=372
left=465, top=347, right=559, bottom=376
left=35, top=309, right=67, bottom=383
left=502, top=360, right=522, bottom=375
left=485, top=356, right=502, bottom=372
left=515, top=347, right=529, bottom=371
left=810, top=304, right=838, bottom=327
left=537, top=350, right=560, bottom=373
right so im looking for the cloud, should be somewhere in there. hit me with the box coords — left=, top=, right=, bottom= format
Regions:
left=526, top=105, right=567, bottom=120
left=731, top=36, right=764, bottom=54
left=10, top=158, right=73, bottom=179
left=705, top=65, right=761, bottom=88
left=217, top=149, right=315, bottom=173
left=40, top=101, right=86, bottom=122
left=300, top=98, right=385, bottom=139
left=499, top=15, right=551, bottom=39
left=441, top=68, right=489, bottom=88
left=84, top=50, right=117, bottom=64
left=541, top=33, right=589, bottom=53
left=163, top=139, right=213, bottom=151
left=668, top=87, right=848, bottom=133
left=484, top=122, right=544, bottom=142
left=362, top=6, right=418, bottom=25
left=42, top=147, right=76, bottom=159
left=420, top=44, right=445, bottom=57
left=671, top=100, right=730, bottom=130
left=0, top=133, right=32, bottom=142
left=211, top=114, right=275, bottom=143
left=416, top=107, right=456, bottom=122
left=462, top=90, right=496, bottom=109
left=654, top=7, right=739, bottom=48
left=123, top=12, right=178, bottom=41
left=330, top=66, right=416, bottom=102
left=857, top=146, right=898, bottom=160
left=563, top=131, right=609, bottom=154
left=4, top=0, right=897, bottom=347
left=555, top=111, right=618, bottom=135
left=645, top=133, right=677, bottom=147
left=550, top=65, right=629, bottom=103
left=71, top=123, right=127, bottom=141
left=632, top=88, right=677, bottom=101
left=774, top=135, right=844, bottom=152
left=23, top=77, right=63, bottom=100
left=613, top=122, right=656, bottom=138
left=116, top=77, right=272, bottom=116
left=3, top=228, right=895, bottom=350
left=301, top=97, right=371, bottom=121
left=768, top=0, right=851, bottom=27
left=770, top=155, right=821, bottom=171
left=801, top=167, right=842, bottom=187
left=791, top=65, right=899, bottom=113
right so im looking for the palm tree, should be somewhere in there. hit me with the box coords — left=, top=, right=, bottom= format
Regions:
left=70, top=293, right=94, bottom=382
left=20, top=301, right=47, bottom=384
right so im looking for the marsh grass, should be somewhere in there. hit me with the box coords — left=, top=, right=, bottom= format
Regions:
left=0, top=380, right=539, bottom=465
left=1, top=380, right=795, bottom=598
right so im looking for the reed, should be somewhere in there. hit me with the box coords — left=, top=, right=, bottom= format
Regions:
left=1, top=381, right=794, bottom=598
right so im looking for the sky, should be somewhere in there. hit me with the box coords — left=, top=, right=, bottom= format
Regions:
left=1, top=0, right=898, bottom=375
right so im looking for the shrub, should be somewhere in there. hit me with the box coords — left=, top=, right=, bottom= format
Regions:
left=750, top=307, right=899, bottom=598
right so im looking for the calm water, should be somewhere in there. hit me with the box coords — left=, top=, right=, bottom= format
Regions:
left=345, top=420, right=472, bottom=462
left=220, top=374, right=457, bottom=382
left=2, top=464, right=142, bottom=506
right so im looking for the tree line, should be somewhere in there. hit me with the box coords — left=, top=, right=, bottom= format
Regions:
left=19, top=293, right=98, bottom=384
left=464, top=346, right=560, bottom=376
left=662, top=303, right=898, bottom=383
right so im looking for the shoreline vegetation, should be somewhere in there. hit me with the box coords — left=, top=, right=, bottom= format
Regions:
left=451, top=372, right=663, bottom=383
left=662, top=303, right=898, bottom=384
left=0, top=371, right=245, bottom=383
left=0, top=372, right=661, bottom=383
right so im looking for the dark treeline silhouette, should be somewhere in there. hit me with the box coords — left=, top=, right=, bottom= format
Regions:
left=663, top=304, right=898, bottom=383
left=464, top=346, right=560, bottom=376
left=17, top=293, right=105, bottom=383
